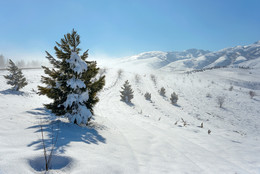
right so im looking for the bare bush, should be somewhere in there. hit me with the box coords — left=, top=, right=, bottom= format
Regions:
left=135, top=74, right=141, bottom=83
left=40, top=122, right=59, bottom=171
left=181, top=118, right=187, bottom=126
left=216, top=96, right=225, bottom=108
left=249, top=91, right=256, bottom=99
left=229, top=86, right=233, bottom=91
left=117, top=69, right=123, bottom=79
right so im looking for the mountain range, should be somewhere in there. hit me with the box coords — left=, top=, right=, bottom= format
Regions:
left=119, top=40, right=260, bottom=71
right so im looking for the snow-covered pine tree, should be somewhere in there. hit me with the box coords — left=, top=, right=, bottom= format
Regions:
left=38, top=29, right=105, bottom=125
left=4, top=59, right=28, bottom=91
left=120, top=80, right=134, bottom=103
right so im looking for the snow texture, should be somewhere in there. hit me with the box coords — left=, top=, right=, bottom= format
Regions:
left=63, top=52, right=91, bottom=124
left=66, top=52, right=88, bottom=75
left=62, top=92, right=89, bottom=108
left=66, top=77, right=86, bottom=89
left=65, top=104, right=92, bottom=125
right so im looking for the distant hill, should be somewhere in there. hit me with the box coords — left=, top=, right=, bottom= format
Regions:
left=119, top=41, right=260, bottom=71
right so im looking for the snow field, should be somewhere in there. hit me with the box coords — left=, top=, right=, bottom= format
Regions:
left=0, top=65, right=259, bottom=173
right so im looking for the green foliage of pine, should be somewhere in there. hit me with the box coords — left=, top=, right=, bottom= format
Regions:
left=170, top=92, right=178, bottom=104
left=38, top=29, right=105, bottom=119
left=144, top=92, right=151, bottom=100
left=120, top=80, right=134, bottom=103
left=159, top=87, right=166, bottom=97
left=4, top=59, right=28, bottom=91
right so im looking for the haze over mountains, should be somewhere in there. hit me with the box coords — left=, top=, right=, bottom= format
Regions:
left=117, top=40, right=260, bottom=71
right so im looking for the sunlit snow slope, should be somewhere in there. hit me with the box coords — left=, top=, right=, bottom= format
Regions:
left=0, top=53, right=260, bottom=173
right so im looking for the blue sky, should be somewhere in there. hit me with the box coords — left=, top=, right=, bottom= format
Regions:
left=0, top=0, right=260, bottom=60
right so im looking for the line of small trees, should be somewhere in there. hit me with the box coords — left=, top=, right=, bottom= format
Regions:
left=120, top=80, right=179, bottom=105
left=158, top=87, right=179, bottom=105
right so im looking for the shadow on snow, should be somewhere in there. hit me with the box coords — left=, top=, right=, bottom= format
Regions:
left=0, top=89, right=25, bottom=95
left=27, top=108, right=106, bottom=154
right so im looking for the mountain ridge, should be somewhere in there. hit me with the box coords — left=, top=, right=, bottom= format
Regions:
left=122, top=40, right=260, bottom=71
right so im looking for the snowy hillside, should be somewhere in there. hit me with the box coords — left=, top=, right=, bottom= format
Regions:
left=116, top=49, right=210, bottom=71
left=0, top=56, right=260, bottom=174
left=117, top=41, right=260, bottom=71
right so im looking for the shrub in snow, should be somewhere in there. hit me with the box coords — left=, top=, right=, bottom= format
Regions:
left=120, top=80, right=134, bottom=103
left=206, top=93, right=212, bottom=98
left=4, top=59, right=28, bottom=91
left=40, top=122, right=59, bottom=171
left=150, top=74, right=157, bottom=85
left=144, top=92, right=151, bottom=100
left=181, top=118, right=187, bottom=126
left=38, top=29, right=105, bottom=125
left=208, top=129, right=211, bottom=134
left=170, top=92, right=178, bottom=104
left=117, top=69, right=123, bottom=79
left=216, top=96, right=225, bottom=108
left=229, top=86, right=233, bottom=91
left=159, top=87, right=166, bottom=97
left=135, top=74, right=141, bottom=83
left=249, top=91, right=256, bottom=99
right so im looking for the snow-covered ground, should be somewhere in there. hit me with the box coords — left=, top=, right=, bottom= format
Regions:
left=0, top=61, right=260, bottom=173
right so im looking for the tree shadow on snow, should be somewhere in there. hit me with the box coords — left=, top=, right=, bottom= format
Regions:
left=253, top=98, right=260, bottom=102
left=0, top=89, right=25, bottom=95
left=26, top=108, right=56, bottom=120
left=172, top=103, right=181, bottom=107
left=27, top=108, right=106, bottom=154
left=121, top=100, right=135, bottom=107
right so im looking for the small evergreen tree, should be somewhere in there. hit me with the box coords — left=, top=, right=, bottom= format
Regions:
left=38, top=29, right=105, bottom=125
left=249, top=91, right=256, bottom=99
left=144, top=92, right=151, bottom=100
left=170, top=92, right=178, bottom=104
left=159, top=87, right=166, bottom=96
left=120, top=80, right=134, bottom=103
left=4, top=59, right=28, bottom=91
left=150, top=74, right=157, bottom=85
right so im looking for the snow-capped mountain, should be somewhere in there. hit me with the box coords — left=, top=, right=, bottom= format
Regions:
left=190, top=40, right=260, bottom=69
left=120, top=41, right=260, bottom=71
